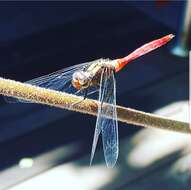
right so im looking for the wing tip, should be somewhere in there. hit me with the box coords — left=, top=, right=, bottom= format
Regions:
left=106, top=159, right=117, bottom=168
left=89, top=154, right=94, bottom=166
left=105, top=149, right=119, bottom=168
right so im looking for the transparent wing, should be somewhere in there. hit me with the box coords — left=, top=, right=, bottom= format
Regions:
left=90, top=69, right=105, bottom=166
left=90, top=68, right=119, bottom=168
left=4, top=61, right=93, bottom=103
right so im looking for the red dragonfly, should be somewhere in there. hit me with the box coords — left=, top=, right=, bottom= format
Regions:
left=6, top=34, right=174, bottom=167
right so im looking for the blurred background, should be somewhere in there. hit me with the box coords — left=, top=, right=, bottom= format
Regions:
left=0, top=1, right=190, bottom=190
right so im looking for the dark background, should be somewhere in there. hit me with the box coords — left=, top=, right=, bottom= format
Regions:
left=0, top=1, right=189, bottom=190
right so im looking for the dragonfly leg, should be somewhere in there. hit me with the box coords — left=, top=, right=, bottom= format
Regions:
left=113, top=69, right=116, bottom=77
left=83, top=88, right=88, bottom=100
left=70, top=88, right=88, bottom=107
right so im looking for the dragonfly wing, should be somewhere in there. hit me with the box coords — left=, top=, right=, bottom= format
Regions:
left=4, top=61, right=92, bottom=103
left=101, top=69, right=118, bottom=168
left=90, top=69, right=105, bottom=165
left=90, top=68, right=119, bottom=168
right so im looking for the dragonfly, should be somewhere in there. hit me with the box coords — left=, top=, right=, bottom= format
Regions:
left=5, top=34, right=174, bottom=168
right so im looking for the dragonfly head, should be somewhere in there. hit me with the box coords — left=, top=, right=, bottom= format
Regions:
left=72, top=71, right=90, bottom=90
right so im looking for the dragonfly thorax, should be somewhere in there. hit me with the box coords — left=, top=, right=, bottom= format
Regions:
left=72, top=59, right=115, bottom=90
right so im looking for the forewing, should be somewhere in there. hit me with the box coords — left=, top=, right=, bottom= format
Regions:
left=101, top=69, right=118, bottom=168
left=90, top=69, right=105, bottom=165
left=90, top=68, right=119, bottom=168
left=4, top=61, right=91, bottom=103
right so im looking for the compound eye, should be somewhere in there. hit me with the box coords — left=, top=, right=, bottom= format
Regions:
left=73, top=71, right=84, bottom=80
left=72, top=72, right=79, bottom=81
left=74, top=71, right=89, bottom=84
left=79, top=77, right=88, bottom=85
